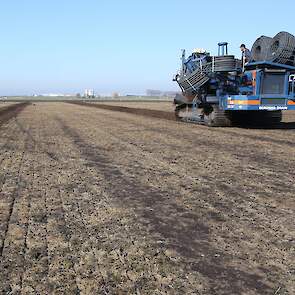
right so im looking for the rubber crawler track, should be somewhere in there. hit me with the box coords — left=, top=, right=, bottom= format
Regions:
left=67, top=101, right=176, bottom=121
left=0, top=103, right=30, bottom=127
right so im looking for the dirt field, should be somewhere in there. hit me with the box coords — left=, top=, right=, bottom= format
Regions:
left=88, top=101, right=174, bottom=112
left=0, top=102, right=294, bottom=295
left=0, top=102, right=18, bottom=109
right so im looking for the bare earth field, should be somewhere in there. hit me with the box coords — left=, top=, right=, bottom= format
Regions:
left=0, top=102, right=294, bottom=295
left=88, top=101, right=174, bottom=112
left=0, top=102, right=18, bottom=109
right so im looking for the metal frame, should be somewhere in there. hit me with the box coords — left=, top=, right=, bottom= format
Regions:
left=245, top=61, right=295, bottom=71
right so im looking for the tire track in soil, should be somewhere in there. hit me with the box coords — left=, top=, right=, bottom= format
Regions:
left=67, top=101, right=295, bottom=148
left=14, top=117, right=59, bottom=162
left=0, top=147, right=26, bottom=258
left=0, top=104, right=31, bottom=256
left=19, top=119, right=50, bottom=294
left=33, top=111, right=81, bottom=294
left=18, top=132, right=35, bottom=293
left=0, top=123, right=20, bottom=168
left=57, top=117, right=275, bottom=295
left=0, top=130, right=33, bottom=293
left=0, top=103, right=30, bottom=127
left=0, top=123, right=25, bottom=255
left=0, top=118, right=37, bottom=294
left=0, top=103, right=30, bottom=197
left=0, top=105, right=32, bottom=259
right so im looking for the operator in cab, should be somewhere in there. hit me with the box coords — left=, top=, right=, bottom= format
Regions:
left=240, top=44, right=251, bottom=63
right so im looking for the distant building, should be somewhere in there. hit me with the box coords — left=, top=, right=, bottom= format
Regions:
left=84, top=89, right=95, bottom=98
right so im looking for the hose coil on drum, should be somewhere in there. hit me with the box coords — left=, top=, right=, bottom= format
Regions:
left=212, top=55, right=237, bottom=72
left=268, top=31, right=295, bottom=65
left=251, top=31, right=295, bottom=66
left=251, top=36, right=273, bottom=61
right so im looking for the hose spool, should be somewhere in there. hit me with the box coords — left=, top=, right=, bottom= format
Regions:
left=268, top=31, right=295, bottom=65
left=212, top=55, right=236, bottom=72
left=250, top=31, right=295, bottom=65
left=251, top=36, right=273, bottom=61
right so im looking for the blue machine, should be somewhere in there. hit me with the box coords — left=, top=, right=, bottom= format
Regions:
left=174, top=39, right=295, bottom=126
left=221, top=61, right=295, bottom=111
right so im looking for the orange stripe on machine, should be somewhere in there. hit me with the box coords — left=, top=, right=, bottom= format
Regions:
left=228, top=100, right=260, bottom=105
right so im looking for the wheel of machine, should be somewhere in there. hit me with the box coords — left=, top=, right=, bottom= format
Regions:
left=203, top=105, right=232, bottom=127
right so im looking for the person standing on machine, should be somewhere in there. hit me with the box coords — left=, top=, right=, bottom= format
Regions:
left=240, top=44, right=251, bottom=63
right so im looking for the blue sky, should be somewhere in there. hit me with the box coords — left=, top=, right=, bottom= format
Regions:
left=0, top=0, right=294, bottom=95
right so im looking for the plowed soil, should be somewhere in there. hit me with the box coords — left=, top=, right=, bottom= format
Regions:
left=0, top=102, right=19, bottom=109
left=0, top=102, right=294, bottom=295
left=87, top=101, right=174, bottom=112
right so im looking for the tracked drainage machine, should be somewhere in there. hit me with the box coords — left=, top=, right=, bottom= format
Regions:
left=173, top=31, right=295, bottom=126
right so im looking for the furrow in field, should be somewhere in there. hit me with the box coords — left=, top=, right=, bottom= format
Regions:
left=0, top=134, right=32, bottom=293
